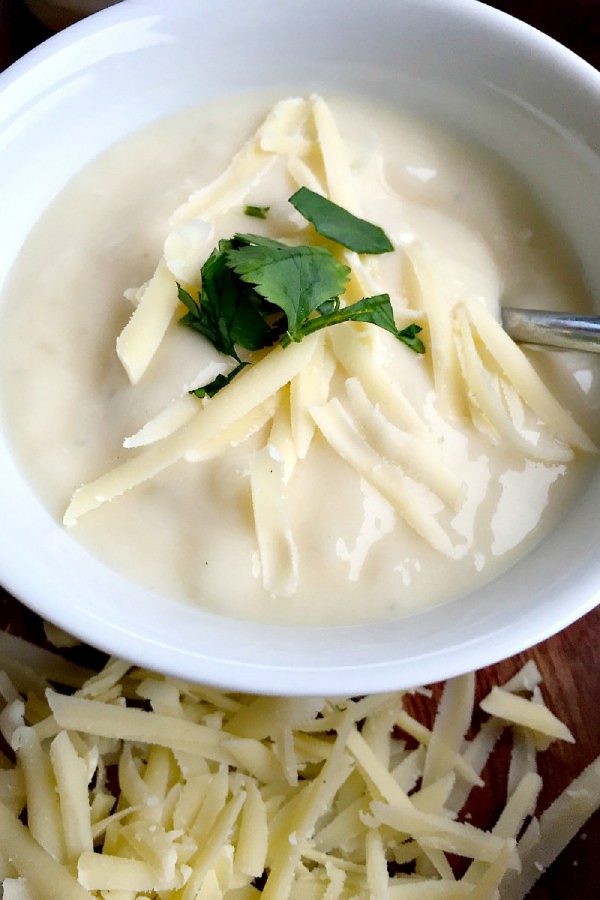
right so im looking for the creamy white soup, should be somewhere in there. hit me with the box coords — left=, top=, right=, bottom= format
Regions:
left=0, top=94, right=598, bottom=625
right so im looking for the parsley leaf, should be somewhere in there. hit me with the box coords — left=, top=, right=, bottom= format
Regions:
left=226, top=234, right=350, bottom=334
left=244, top=205, right=270, bottom=219
left=281, top=293, right=425, bottom=353
left=289, top=187, right=394, bottom=254
left=190, top=361, right=249, bottom=398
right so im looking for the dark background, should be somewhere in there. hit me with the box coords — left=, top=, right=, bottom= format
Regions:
left=0, top=2, right=598, bottom=897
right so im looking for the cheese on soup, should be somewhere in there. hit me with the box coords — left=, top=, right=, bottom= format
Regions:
left=0, top=94, right=597, bottom=625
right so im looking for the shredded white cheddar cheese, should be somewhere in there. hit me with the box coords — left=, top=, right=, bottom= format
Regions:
left=406, top=244, right=466, bottom=419
left=422, top=672, right=475, bottom=788
left=310, top=399, right=454, bottom=556
left=0, top=800, right=92, bottom=900
left=311, top=94, right=358, bottom=213
left=286, top=156, right=326, bottom=196
left=123, top=396, right=199, bottom=449
left=171, top=98, right=310, bottom=226
left=289, top=335, right=329, bottom=459
left=163, top=219, right=214, bottom=285
left=64, top=339, right=315, bottom=527
left=462, top=298, right=597, bottom=453
left=500, top=755, right=600, bottom=899
left=250, top=445, right=299, bottom=598
left=116, top=258, right=180, bottom=386
left=49, top=730, right=94, bottom=863
left=328, top=325, right=433, bottom=442
left=344, top=377, right=461, bottom=508
left=269, top=388, right=298, bottom=485
left=12, top=726, right=66, bottom=863
left=480, top=687, right=575, bottom=744
left=455, top=308, right=573, bottom=463
left=0, top=637, right=598, bottom=900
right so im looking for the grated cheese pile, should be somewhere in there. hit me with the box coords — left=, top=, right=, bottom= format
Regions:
left=0, top=632, right=598, bottom=900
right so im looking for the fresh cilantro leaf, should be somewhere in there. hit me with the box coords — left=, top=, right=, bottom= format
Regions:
left=289, top=187, right=394, bottom=254
left=226, top=235, right=350, bottom=334
left=317, top=298, right=340, bottom=317
left=181, top=231, right=423, bottom=399
left=190, top=361, right=249, bottom=398
left=350, top=296, right=425, bottom=353
left=244, top=205, right=270, bottom=219
left=178, top=241, right=281, bottom=358
left=281, top=293, right=425, bottom=354
left=178, top=246, right=237, bottom=359
left=177, top=284, right=199, bottom=316
left=178, top=281, right=237, bottom=354
left=234, top=233, right=289, bottom=249
left=392, top=322, right=426, bottom=354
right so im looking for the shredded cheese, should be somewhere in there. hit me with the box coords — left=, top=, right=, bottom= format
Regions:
left=0, top=639, right=597, bottom=900
left=49, top=731, right=93, bottom=863
left=12, top=727, right=66, bottom=862
left=116, top=258, right=179, bottom=386
left=123, top=396, right=199, bottom=448
left=462, top=298, right=596, bottom=453
left=311, top=95, right=358, bottom=212
left=422, top=673, right=475, bottom=788
left=171, top=98, right=310, bottom=226
left=163, top=218, right=214, bottom=284
left=0, top=800, right=92, bottom=900
left=269, top=387, right=298, bottom=484
left=311, top=398, right=454, bottom=556
left=480, top=687, right=575, bottom=744
left=250, top=445, right=299, bottom=597
left=289, top=335, right=331, bottom=459
left=329, top=325, right=433, bottom=441
left=455, top=307, right=574, bottom=463
left=344, top=377, right=462, bottom=508
left=499, top=756, right=600, bottom=899
left=406, top=244, right=466, bottom=419
left=64, top=338, right=315, bottom=527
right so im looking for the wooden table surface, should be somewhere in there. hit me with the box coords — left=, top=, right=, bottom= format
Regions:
left=0, top=2, right=598, bottom=897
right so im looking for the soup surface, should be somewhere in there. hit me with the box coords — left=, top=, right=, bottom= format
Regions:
left=1, top=94, right=598, bottom=625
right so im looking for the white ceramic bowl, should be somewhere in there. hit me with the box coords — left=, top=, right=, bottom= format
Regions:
left=0, top=0, right=599, bottom=694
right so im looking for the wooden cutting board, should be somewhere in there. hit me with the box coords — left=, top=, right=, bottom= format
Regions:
left=0, top=1, right=598, bottom=895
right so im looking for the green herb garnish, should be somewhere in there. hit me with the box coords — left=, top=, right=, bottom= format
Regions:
left=190, top=361, right=249, bottom=398
left=226, top=234, right=350, bottom=335
left=289, top=187, right=394, bottom=254
left=244, top=205, right=270, bottom=219
left=180, top=197, right=422, bottom=397
left=280, top=294, right=424, bottom=352
left=178, top=239, right=283, bottom=360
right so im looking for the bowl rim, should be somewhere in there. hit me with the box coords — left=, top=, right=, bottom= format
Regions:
left=3, top=0, right=600, bottom=94
left=0, top=0, right=599, bottom=694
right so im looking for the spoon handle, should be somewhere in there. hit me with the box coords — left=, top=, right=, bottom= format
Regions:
left=501, top=307, right=600, bottom=353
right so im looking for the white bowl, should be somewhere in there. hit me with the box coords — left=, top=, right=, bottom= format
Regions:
left=0, top=0, right=599, bottom=694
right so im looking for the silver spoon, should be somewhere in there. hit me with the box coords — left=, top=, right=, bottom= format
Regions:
left=501, top=307, right=600, bottom=353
